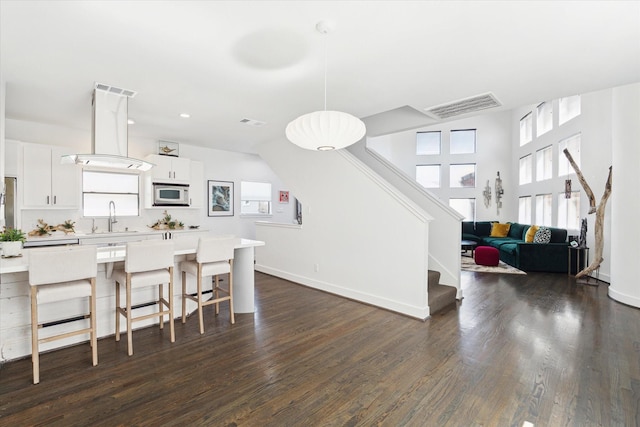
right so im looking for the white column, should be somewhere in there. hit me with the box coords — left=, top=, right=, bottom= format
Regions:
left=233, top=246, right=255, bottom=313
left=609, top=83, right=640, bottom=308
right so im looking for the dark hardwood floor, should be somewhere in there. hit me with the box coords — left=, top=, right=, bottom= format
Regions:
left=1, top=271, right=639, bottom=426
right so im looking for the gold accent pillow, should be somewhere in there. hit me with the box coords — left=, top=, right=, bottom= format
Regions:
left=525, top=225, right=540, bottom=243
left=490, top=222, right=511, bottom=237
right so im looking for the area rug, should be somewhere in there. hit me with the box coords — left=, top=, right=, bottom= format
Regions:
left=461, top=255, right=526, bottom=275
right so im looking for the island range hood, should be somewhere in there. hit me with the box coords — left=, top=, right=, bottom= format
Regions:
left=61, top=83, right=154, bottom=171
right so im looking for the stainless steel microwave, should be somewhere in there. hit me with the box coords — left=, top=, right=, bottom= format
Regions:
left=153, top=183, right=190, bottom=206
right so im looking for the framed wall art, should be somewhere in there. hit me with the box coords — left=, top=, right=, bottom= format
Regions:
left=157, top=140, right=179, bottom=157
left=208, top=180, right=234, bottom=216
left=279, top=190, right=290, bottom=203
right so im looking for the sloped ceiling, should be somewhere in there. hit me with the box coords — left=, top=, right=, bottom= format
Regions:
left=1, top=1, right=639, bottom=154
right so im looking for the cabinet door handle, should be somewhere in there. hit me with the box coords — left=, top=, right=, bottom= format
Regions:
left=53, top=195, right=57, bottom=205
left=47, top=195, right=50, bottom=205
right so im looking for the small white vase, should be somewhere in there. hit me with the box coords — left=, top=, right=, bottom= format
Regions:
left=2, top=241, right=23, bottom=257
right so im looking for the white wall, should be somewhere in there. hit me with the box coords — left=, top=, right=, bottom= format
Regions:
left=512, top=89, right=615, bottom=281
left=368, top=111, right=515, bottom=221
left=365, top=89, right=631, bottom=283
left=256, top=138, right=432, bottom=319
left=4, top=118, right=296, bottom=239
left=347, top=140, right=462, bottom=293
left=610, top=83, right=640, bottom=307
left=0, top=79, right=6, bottom=228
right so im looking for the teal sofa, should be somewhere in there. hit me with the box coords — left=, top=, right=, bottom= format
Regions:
left=462, top=221, right=569, bottom=273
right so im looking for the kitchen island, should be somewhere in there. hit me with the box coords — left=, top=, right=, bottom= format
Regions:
left=0, top=233, right=264, bottom=362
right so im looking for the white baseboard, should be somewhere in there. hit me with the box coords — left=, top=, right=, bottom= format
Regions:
left=255, top=264, right=430, bottom=320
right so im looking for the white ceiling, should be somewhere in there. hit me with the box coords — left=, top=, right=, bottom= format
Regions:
left=2, top=1, right=639, bottom=154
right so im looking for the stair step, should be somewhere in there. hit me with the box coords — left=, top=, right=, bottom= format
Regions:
left=427, top=269, right=457, bottom=315
left=427, top=270, right=441, bottom=289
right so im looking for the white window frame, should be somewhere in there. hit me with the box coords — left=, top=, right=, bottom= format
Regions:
left=416, top=164, right=440, bottom=188
left=558, top=191, right=581, bottom=230
left=535, top=193, right=553, bottom=227
left=558, top=133, right=581, bottom=177
left=520, top=112, right=532, bottom=146
left=559, top=95, right=581, bottom=125
left=519, top=154, right=532, bottom=185
left=450, top=163, right=476, bottom=188
left=518, top=196, right=532, bottom=224
left=536, top=102, right=553, bottom=137
left=416, top=131, right=441, bottom=155
left=82, top=170, right=140, bottom=218
left=240, top=181, right=272, bottom=216
left=536, top=145, right=553, bottom=182
left=450, top=129, right=476, bottom=154
left=449, top=198, right=476, bottom=221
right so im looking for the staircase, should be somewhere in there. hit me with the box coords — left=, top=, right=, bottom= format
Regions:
left=428, top=270, right=457, bottom=315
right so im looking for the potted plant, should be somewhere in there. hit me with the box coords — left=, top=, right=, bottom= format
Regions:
left=0, top=227, right=27, bottom=257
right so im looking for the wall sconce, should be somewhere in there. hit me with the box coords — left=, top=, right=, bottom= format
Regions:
left=495, top=171, right=504, bottom=214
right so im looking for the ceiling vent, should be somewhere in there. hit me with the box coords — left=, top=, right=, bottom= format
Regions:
left=425, top=92, right=501, bottom=120
left=240, top=118, right=266, bottom=127
left=94, top=82, right=137, bottom=98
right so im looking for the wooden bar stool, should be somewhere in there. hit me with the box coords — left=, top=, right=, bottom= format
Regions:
left=112, top=240, right=175, bottom=356
left=28, top=245, right=98, bottom=384
left=180, top=236, right=235, bottom=334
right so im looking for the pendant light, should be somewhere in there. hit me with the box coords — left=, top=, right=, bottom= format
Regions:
left=286, top=21, right=366, bottom=151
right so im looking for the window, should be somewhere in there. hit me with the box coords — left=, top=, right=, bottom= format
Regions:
left=558, top=192, right=580, bottom=230
left=449, top=198, right=475, bottom=221
left=536, top=145, right=553, bottom=182
left=519, top=155, right=532, bottom=185
left=450, top=164, right=475, bottom=188
left=559, top=95, right=581, bottom=125
left=240, top=181, right=272, bottom=215
left=518, top=196, right=532, bottom=224
left=416, top=131, right=441, bottom=155
left=536, top=102, right=553, bottom=137
left=416, top=164, right=440, bottom=188
left=535, top=194, right=552, bottom=226
left=519, top=112, right=532, bottom=146
left=82, top=171, right=139, bottom=217
left=558, top=133, right=581, bottom=176
left=450, top=129, right=476, bottom=154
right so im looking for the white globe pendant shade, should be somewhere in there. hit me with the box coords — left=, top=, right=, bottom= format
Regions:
left=286, top=110, right=366, bottom=151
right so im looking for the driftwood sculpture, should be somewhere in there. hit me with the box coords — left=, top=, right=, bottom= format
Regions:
left=563, top=148, right=612, bottom=279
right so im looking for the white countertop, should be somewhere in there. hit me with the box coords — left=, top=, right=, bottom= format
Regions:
left=24, top=227, right=206, bottom=244
left=1, top=236, right=264, bottom=274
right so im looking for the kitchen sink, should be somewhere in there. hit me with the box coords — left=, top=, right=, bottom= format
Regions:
left=91, top=230, right=138, bottom=235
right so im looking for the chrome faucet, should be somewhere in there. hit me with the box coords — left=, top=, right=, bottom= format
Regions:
left=108, top=200, right=117, bottom=232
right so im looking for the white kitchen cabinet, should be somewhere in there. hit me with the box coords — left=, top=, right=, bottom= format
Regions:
left=189, top=160, right=204, bottom=208
left=5, top=139, right=20, bottom=176
left=146, top=154, right=191, bottom=183
left=22, top=144, right=80, bottom=209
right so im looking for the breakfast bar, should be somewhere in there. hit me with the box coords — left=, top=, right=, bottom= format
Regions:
left=0, top=234, right=265, bottom=362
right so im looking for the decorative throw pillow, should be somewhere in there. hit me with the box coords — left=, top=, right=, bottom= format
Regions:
left=490, top=222, right=511, bottom=238
left=533, top=227, right=552, bottom=243
left=525, top=225, right=540, bottom=243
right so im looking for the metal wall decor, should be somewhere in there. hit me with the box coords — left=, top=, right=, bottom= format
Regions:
left=495, top=171, right=504, bottom=214
left=483, top=180, right=492, bottom=208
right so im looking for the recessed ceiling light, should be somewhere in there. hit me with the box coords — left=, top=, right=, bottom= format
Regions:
left=127, top=119, right=135, bottom=125
left=179, top=113, right=191, bottom=118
